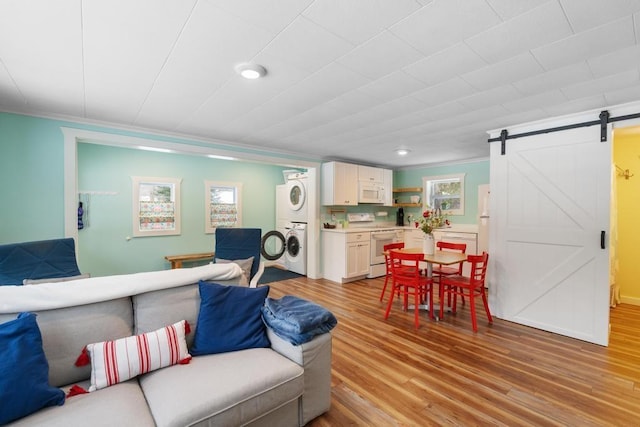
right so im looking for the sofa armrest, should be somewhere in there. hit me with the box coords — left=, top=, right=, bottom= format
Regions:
left=267, top=328, right=332, bottom=425
left=249, top=261, right=265, bottom=288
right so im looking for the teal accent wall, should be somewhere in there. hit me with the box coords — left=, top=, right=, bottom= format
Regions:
left=394, top=161, right=489, bottom=225
left=78, top=143, right=285, bottom=275
left=0, top=113, right=67, bottom=242
left=0, top=111, right=489, bottom=276
left=0, top=112, right=292, bottom=276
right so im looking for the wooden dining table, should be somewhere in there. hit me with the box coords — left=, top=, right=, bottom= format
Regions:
left=388, top=247, right=468, bottom=318
left=394, top=247, right=468, bottom=277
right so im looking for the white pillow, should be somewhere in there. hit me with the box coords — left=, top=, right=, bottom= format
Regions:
left=76, top=320, right=191, bottom=391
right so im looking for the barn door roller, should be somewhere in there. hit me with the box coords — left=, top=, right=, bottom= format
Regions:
left=487, top=109, right=640, bottom=155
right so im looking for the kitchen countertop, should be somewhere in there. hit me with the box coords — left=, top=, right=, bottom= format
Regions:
left=321, top=223, right=479, bottom=234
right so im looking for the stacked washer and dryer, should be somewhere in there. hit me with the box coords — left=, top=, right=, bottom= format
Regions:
left=260, top=171, right=308, bottom=276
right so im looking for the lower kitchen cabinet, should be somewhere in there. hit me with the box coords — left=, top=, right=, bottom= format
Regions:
left=322, top=231, right=370, bottom=283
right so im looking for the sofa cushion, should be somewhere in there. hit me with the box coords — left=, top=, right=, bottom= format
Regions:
left=0, top=312, right=65, bottom=424
left=7, top=380, right=155, bottom=427
left=81, top=320, right=191, bottom=391
left=139, top=348, right=304, bottom=427
left=0, top=297, right=134, bottom=388
left=133, top=284, right=200, bottom=348
left=133, top=278, right=251, bottom=349
left=191, top=281, right=270, bottom=356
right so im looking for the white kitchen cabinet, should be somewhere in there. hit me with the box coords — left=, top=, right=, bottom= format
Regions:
left=322, top=161, right=358, bottom=206
left=322, top=231, right=370, bottom=283
left=357, top=165, right=384, bottom=183
left=404, top=228, right=423, bottom=248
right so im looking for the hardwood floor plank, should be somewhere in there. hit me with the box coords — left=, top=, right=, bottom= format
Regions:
left=265, top=276, right=640, bottom=425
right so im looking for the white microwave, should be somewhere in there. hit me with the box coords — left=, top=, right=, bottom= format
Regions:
left=358, top=182, right=385, bottom=203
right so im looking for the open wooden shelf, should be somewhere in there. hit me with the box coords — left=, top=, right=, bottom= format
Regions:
left=393, top=187, right=422, bottom=207
left=393, top=203, right=421, bottom=207
left=393, top=187, right=422, bottom=193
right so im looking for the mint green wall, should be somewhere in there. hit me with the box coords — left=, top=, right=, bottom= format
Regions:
left=78, top=143, right=285, bottom=275
left=0, top=111, right=488, bottom=276
left=394, top=160, right=489, bottom=225
left=0, top=112, right=293, bottom=276
left=0, top=113, right=67, bottom=241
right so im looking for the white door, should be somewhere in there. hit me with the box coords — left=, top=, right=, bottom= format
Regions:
left=490, top=125, right=610, bottom=345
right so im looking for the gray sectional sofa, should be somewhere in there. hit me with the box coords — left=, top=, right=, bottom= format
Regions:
left=0, top=264, right=332, bottom=426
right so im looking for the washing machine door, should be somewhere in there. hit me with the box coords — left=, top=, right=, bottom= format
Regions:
left=260, top=230, right=286, bottom=261
left=287, top=179, right=306, bottom=211
left=284, top=230, right=301, bottom=262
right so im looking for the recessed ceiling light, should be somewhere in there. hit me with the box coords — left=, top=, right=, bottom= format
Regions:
left=235, top=63, right=267, bottom=79
left=137, top=146, right=173, bottom=153
left=395, top=148, right=410, bottom=156
left=207, top=154, right=236, bottom=161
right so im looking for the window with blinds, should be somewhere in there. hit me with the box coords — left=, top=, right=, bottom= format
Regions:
left=132, top=176, right=182, bottom=237
left=205, top=181, right=242, bottom=233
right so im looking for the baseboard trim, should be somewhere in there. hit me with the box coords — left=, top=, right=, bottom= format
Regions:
left=619, top=296, right=640, bottom=306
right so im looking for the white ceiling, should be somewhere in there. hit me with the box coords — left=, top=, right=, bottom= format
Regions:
left=1, top=0, right=640, bottom=168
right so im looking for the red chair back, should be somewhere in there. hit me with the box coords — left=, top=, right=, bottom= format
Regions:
left=389, top=250, right=423, bottom=281
left=384, top=242, right=405, bottom=269
left=467, top=252, right=489, bottom=288
left=436, top=241, right=466, bottom=275
left=379, top=242, right=405, bottom=302
left=386, top=249, right=435, bottom=327
left=437, top=241, right=467, bottom=252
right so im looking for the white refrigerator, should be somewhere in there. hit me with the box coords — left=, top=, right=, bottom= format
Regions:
left=477, top=184, right=490, bottom=254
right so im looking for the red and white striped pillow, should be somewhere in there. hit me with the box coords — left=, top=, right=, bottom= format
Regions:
left=76, top=320, right=191, bottom=391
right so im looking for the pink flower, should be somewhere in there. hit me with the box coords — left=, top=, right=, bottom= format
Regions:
left=423, top=211, right=430, bottom=218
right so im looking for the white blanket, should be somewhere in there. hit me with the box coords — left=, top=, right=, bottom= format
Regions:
left=0, top=263, right=242, bottom=313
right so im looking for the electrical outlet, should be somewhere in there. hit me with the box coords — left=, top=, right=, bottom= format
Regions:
left=331, top=214, right=336, bottom=221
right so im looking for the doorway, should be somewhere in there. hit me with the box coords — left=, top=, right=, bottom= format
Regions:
left=611, top=125, right=640, bottom=307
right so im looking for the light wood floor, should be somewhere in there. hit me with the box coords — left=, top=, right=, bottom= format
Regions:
left=266, top=275, right=640, bottom=426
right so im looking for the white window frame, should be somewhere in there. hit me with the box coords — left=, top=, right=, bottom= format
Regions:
left=205, top=180, right=243, bottom=233
left=422, top=173, right=465, bottom=216
left=132, top=176, right=182, bottom=237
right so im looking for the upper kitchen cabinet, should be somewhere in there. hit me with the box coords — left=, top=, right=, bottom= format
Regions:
left=322, top=161, right=358, bottom=206
left=358, top=165, right=384, bottom=183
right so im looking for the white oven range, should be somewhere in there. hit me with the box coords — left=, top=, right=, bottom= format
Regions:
left=367, top=228, right=404, bottom=278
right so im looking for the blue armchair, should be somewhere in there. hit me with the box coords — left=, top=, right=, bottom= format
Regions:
left=0, top=238, right=83, bottom=286
left=214, top=228, right=264, bottom=287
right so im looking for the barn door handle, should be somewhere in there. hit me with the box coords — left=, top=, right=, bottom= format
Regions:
left=601, top=231, right=606, bottom=249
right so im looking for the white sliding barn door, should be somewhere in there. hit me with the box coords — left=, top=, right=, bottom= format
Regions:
left=489, top=125, right=610, bottom=346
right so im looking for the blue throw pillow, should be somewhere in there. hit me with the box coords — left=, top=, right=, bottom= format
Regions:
left=191, top=281, right=270, bottom=355
left=0, top=312, right=65, bottom=424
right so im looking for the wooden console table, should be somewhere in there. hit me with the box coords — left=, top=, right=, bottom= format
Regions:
left=164, top=252, right=214, bottom=269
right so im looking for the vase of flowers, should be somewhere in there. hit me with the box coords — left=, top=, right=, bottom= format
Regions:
left=415, top=209, right=449, bottom=255
left=423, top=233, right=435, bottom=255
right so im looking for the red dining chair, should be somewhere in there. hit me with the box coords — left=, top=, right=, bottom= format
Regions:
left=439, top=252, right=492, bottom=332
left=379, top=242, right=405, bottom=302
left=384, top=250, right=434, bottom=329
left=432, top=241, right=466, bottom=308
